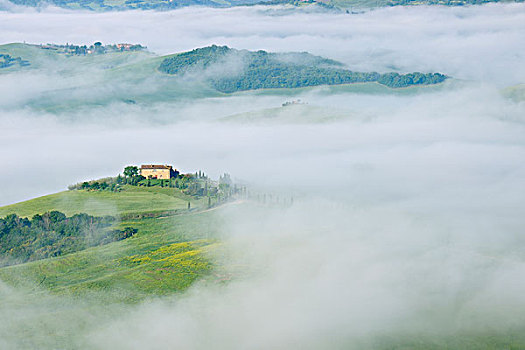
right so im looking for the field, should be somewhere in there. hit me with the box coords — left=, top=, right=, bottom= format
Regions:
left=0, top=185, right=232, bottom=302
left=0, top=180, right=243, bottom=348
left=0, top=185, right=207, bottom=218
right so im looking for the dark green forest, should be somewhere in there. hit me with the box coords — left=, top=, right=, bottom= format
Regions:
left=0, top=212, right=136, bottom=267
left=158, top=45, right=447, bottom=92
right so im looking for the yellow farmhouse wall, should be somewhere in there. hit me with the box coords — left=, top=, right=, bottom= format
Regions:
left=140, top=169, right=172, bottom=179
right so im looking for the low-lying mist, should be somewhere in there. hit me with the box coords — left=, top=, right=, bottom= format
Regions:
left=2, top=81, right=525, bottom=348
left=1, top=81, right=523, bottom=204
left=2, top=2, right=525, bottom=349
left=88, top=199, right=525, bottom=349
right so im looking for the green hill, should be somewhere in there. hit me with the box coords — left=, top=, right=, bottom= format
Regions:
left=159, top=45, right=448, bottom=92
left=0, top=208, right=222, bottom=301
left=0, top=185, right=201, bottom=218
left=0, top=42, right=155, bottom=73
left=0, top=179, right=236, bottom=302
left=0, top=43, right=449, bottom=113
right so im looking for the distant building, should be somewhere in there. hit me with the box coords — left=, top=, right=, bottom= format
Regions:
left=140, top=165, right=179, bottom=180
left=282, top=99, right=305, bottom=107
left=116, top=43, right=132, bottom=50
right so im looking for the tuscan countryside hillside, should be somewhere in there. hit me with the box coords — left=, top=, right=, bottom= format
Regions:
left=0, top=43, right=449, bottom=114
left=4, top=164, right=525, bottom=349
left=0, top=165, right=245, bottom=301
left=2, top=2, right=525, bottom=349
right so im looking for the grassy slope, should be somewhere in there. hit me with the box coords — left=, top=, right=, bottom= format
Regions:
left=0, top=211, right=223, bottom=301
left=0, top=185, right=205, bottom=218
left=0, top=43, right=219, bottom=112
left=0, top=200, right=229, bottom=348
left=0, top=185, right=224, bottom=302
left=0, top=43, right=157, bottom=76
left=0, top=43, right=151, bottom=70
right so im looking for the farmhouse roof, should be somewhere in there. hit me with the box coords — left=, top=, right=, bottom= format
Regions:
left=140, top=164, right=173, bottom=170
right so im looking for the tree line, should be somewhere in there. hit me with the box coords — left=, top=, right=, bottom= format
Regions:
left=0, top=212, right=137, bottom=267
left=68, top=166, right=236, bottom=199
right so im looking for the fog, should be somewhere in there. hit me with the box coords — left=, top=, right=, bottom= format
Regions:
left=88, top=200, right=525, bottom=349
left=1, top=3, right=525, bottom=84
left=1, top=2, right=525, bottom=349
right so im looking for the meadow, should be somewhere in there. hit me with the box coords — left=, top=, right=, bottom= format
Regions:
left=0, top=185, right=206, bottom=218
left=0, top=184, right=228, bottom=302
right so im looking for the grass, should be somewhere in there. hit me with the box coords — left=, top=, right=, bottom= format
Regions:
left=0, top=185, right=206, bottom=218
left=0, top=43, right=154, bottom=72
left=0, top=184, right=226, bottom=302
left=0, top=188, right=227, bottom=302
left=0, top=197, right=230, bottom=348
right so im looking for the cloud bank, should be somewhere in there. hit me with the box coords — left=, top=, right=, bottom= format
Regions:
left=1, top=3, right=525, bottom=349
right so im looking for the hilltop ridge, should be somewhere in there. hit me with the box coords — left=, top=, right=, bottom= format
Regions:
left=0, top=165, right=242, bottom=300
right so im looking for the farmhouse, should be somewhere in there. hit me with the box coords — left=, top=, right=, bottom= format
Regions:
left=140, top=165, right=179, bottom=180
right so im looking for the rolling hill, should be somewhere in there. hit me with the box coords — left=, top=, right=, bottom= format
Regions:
left=0, top=185, right=202, bottom=218
left=0, top=180, right=236, bottom=302
left=0, top=43, right=450, bottom=113
left=158, top=45, right=448, bottom=92
left=3, top=177, right=525, bottom=349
